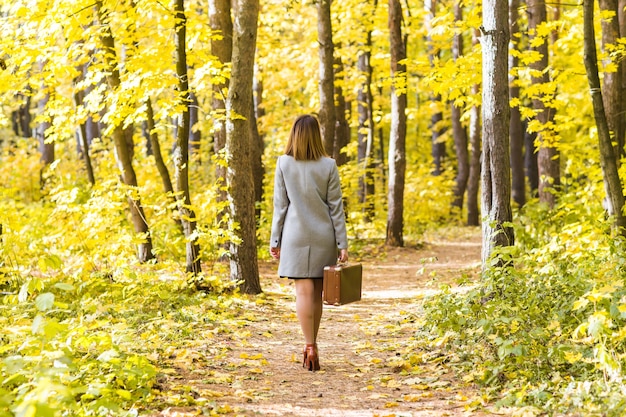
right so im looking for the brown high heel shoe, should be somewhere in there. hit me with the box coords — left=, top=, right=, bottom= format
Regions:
left=303, top=344, right=320, bottom=371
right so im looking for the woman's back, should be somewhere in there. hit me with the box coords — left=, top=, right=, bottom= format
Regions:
left=271, top=154, right=347, bottom=278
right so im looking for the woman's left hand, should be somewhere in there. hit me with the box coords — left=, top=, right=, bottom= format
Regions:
left=338, top=248, right=348, bottom=263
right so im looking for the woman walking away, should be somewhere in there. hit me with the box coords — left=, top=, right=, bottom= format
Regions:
left=270, top=114, right=349, bottom=372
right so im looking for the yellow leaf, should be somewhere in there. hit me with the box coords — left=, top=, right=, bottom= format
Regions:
left=384, top=402, right=399, bottom=408
left=572, top=298, right=589, bottom=311
left=386, top=379, right=401, bottom=388
left=564, top=351, right=583, bottom=363
left=116, top=389, right=132, bottom=400
left=612, top=327, right=626, bottom=340
left=403, top=394, right=422, bottom=402
left=586, top=290, right=607, bottom=303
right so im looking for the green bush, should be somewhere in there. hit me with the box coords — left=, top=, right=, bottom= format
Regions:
left=423, top=180, right=626, bottom=415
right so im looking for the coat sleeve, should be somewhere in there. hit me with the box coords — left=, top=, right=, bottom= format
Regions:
left=270, top=157, right=289, bottom=248
left=327, top=162, right=348, bottom=249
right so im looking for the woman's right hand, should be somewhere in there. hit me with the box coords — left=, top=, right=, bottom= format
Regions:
left=270, top=247, right=280, bottom=260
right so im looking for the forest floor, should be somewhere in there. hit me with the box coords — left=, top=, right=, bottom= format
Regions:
left=156, top=228, right=505, bottom=417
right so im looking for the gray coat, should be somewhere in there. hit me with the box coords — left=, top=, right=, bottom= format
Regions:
left=270, top=155, right=348, bottom=278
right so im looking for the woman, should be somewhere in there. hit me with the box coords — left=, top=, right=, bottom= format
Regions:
left=270, top=114, right=349, bottom=372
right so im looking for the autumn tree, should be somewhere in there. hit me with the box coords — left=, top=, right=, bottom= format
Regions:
left=209, top=0, right=232, bottom=230
left=36, top=89, right=53, bottom=167
left=617, top=0, right=626, bottom=158
left=509, top=0, right=525, bottom=207
left=225, top=0, right=262, bottom=294
left=317, top=0, right=336, bottom=155
left=95, top=1, right=154, bottom=263
left=425, top=0, right=446, bottom=175
left=582, top=0, right=626, bottom=234
left=467, top=80, right=481, bottom=226
left=357, top=0, right=377, bottom=219
left=466, top=27, right=481, bottom=227
left=251, top=70, right=265, bottom=219
left=12, top=93, right=31, bottom=138
left=333, top=54, right=350, bottom=166
left=173, top=0, right=201, bottom=274
left=598, top=0, right=624, bottom=158
left=528, top=0, right=559, bottom=208
left=72, top=65, right=96, bottom=186
left=386, top=0, right=407, bottom=247
left=481, top=0, right=514, bottom=263
left=451, top=1, right=469, bottom=210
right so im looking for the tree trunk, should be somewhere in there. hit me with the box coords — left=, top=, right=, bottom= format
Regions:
left=334, top=55, right=350, bottom=166
left=251, top=71, right=265, bottom=220
left=425, top=0, right=446, bottom=176
left=84, top=65, right=102, bottom=151
left=509, top=0, right=525, bottom=207
left=209, top=0, right=233, bottom=235
left=617, top=0, right=626, bottom=159
left=12, top=93, right=32, bottom=138
left=209, top=0, right=232, bottom=152
left=73, top=88, right=96, bottom=186
left=582, top=0, right=626, bottom=235
left=524, top=129, right=539, bottom=194
left=146, top=98, right=174, bottom=196
left=357, top=28, right=376, bottom=220
left=144, top=96, right=182, bottom=230
left=451, top=1, right=469, bottom=210
left=386, top=0, right=407, bottom=247
left=225, top=0, right=261, bottom=294
left=481, top=0, right=514, bottom=265
left=95, top=1, right=154, bottom=263
left=467, top=29, right=481, bottom=226
left=36, top=92, right=54, bottom=167
left=431, top=111, right=446, bottom=175
left=599, top=0, right=624, bottom=160
left=173, top=0, right=202, bottom=274
left=451, top=105, right=469, bottom=210
left=528, top=0, right=559, bottom=208
left=189, top=91, right=201, bottom=158
left=378, top=85, right=387, bottom=188
left=467, top=81, right=481, bottom=227
left=317, top=0, right=336, bottom=156
left=142, top=121, right=153, bottom=156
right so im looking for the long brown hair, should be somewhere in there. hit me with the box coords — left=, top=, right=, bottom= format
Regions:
left=283, top=115, right=328, bottom=160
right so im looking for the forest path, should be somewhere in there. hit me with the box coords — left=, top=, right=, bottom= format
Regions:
left=158, top=228, right=500, bottom=417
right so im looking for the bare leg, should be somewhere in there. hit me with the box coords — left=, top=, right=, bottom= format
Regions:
left=312, top=279, right=324, bottom=341
left=295, top=278, right=323, bottom=371
left=295, top=279, right=317, bottom=344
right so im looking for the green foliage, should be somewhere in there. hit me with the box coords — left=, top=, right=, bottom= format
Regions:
left=0, top=167, right=250, bottom=415
left=0, top=261, right=252, bottom=416
left=423, top=178, right=626, bottom=415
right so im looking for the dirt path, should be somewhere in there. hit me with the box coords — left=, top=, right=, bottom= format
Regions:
left=158, top=230, right=498, bottom=416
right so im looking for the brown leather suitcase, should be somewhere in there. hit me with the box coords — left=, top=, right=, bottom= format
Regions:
left=323, top=263, right=363, bottom=306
